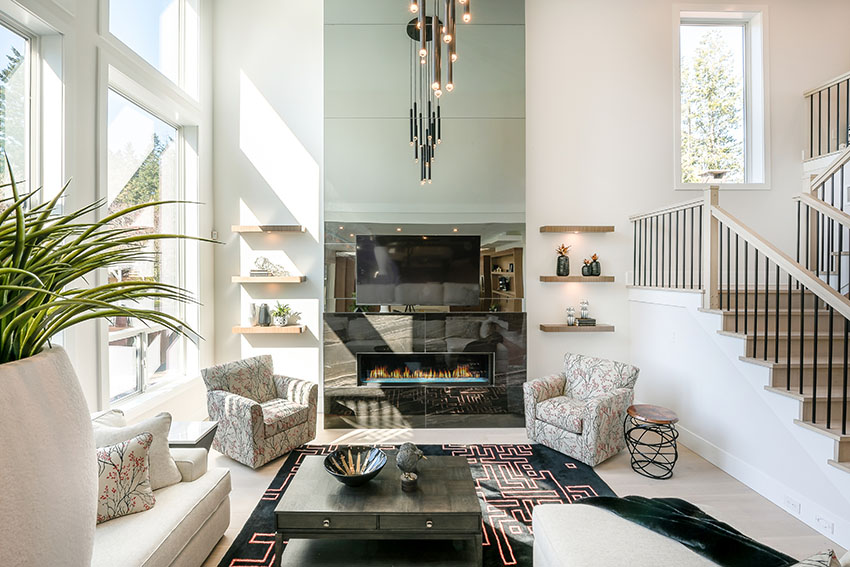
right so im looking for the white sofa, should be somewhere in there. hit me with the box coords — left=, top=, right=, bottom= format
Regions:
left=90, top=413, right=231, bottom=567
left=532, top=504, right=850, bottom=567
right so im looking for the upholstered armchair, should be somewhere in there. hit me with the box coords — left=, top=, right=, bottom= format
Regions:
left=201, top=355, right=317, bottom=469
left=524, top=353, right=639, bottom=467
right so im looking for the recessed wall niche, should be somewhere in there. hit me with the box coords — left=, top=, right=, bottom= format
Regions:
left=323, top=0, right=526, bottom=428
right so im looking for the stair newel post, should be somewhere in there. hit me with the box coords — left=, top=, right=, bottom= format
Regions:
left=703, top=185, right=720, bottom=309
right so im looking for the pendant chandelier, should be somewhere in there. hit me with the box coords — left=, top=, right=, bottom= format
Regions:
left=407, top=0, right=471, bottom=185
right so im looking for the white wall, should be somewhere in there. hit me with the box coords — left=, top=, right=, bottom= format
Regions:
left=526, top=0, right=850, bottom=380
left=211, top=0, right=324, bottom=388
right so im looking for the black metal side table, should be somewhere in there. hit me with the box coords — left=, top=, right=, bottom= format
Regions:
left=624, top=404, right=679, bottom=480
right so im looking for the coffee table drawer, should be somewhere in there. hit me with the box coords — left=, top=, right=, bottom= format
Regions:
left=379, top=514, right=479, bottom=532
left=277, top=514, right=377, bottom=531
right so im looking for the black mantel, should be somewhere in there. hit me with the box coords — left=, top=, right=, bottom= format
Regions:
left=323, top=312, right=527, bottom=429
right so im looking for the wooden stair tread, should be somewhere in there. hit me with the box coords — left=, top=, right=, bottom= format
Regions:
left=828, top=460, right=850, bottom=473
left=718, top=330, right=848, bottom=340
left=765, top=385, right=850, bottom=402
left=793, top=418, right=850, bottom=441
left=740, top=356, right=848, bottom=368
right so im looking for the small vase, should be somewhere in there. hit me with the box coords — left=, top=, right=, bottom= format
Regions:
left=581, top=264, right=591, bottom=276
left=258, top=303, right=272, bottom=326
left=273, top=315, right=289, bottom=327
left=556, top=255, right=570, bottom=277
left=590, top=260, right=601, bottom=276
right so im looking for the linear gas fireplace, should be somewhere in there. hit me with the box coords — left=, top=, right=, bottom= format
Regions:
left=357, top=352, right=494, bottom=387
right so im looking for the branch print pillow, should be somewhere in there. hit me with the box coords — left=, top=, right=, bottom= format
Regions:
left=96, top=432, right=156, bottom=524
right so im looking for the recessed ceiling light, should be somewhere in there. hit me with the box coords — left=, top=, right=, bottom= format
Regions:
left=452, top=228, right=459, bottom=232
left=396, top=227, right=402, bottom=232
left=349, top=233, right=354, bottom=237
left=339, top=226, right=344, bottom=230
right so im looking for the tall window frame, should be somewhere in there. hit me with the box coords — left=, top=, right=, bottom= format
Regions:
left=674, top=7, right=769, bottom=190
left=97, top=2, right=203, bottom=406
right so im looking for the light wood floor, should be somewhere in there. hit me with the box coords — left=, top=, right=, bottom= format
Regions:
left=201, top=426, right=844, bottom=566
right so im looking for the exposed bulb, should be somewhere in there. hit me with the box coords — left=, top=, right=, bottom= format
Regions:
left=451, top=53, right=458, bottom=62
left=445, top=82, right=454, bottom=92
left=419, top=48, right=427, bottom=58
left=420, top=56, right=427, bottom=64
left=420, top=179, right=426, bottom=185
left=409, top=1, right=418, bottom=13
left=443, top=33, right=452, bottom=43
left=431, top=81, right=440, bottom=90
left=435, top=89, right=442, bottom=97
left=458, top=0, right=467, bottom=3
left=463, top=12, right=471, bottom=22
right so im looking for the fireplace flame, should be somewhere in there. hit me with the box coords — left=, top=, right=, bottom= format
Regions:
left=367, top=364, right=484, bottom=380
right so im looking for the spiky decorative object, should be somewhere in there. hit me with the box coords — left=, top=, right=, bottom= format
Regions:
left=556, top=244, right=571, bottom=256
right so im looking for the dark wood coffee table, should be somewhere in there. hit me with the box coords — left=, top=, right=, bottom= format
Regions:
left=273, top=452, right=482, bottom=566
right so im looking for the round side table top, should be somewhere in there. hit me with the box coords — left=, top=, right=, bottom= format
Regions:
left=627, top=404, right=679, bottom=425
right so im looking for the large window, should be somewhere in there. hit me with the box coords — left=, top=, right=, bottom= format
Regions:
left=677, top=11, right=767, bottom=188
left=107, top=0, right=199, bottom=97
left=106, top=89, right=193, bottom=402
left=0, top=22, right=28, bottom=190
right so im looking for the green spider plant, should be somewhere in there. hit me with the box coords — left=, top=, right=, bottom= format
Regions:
left=0, top=163, right=211, bottom=365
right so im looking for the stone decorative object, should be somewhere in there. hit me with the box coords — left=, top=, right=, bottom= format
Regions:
left=258, top=303, right=272, bottom=326
left=396, top=442, right=426, bottom=491
left=254, top=256, right=290, bottom=277
left=556, top=244, right=571, bottom=276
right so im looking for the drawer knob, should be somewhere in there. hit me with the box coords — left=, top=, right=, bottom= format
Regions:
left=323, top=519, right=330, bottom=528
left=425, top=520, right=433, bottom=529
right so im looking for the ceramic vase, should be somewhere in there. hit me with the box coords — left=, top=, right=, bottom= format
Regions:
left=273, top=315, right=289, bottom=327
left=0, top=347, right=97, bottom=565
left=581, top=264, right=591, bottom=276
left=556, top=255, right=570, bottom=277
left=590, top=260, right=601, bottom=276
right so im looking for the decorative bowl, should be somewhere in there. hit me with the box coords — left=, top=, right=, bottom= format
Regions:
left=323, top=446, right=387, bottom=487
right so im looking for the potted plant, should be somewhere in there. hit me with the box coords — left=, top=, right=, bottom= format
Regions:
left=0, top=167, right=208, bottom=566
left=590, top=253, right=601, bottom=276
left=272, top=301, right=299, bottom=326
left=556, top=244, right=571, bottom=276
left=581, top=259, right=592, bottom=276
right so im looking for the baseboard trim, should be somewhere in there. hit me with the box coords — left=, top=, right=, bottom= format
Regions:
left=677, top=424, right=849, bottom=549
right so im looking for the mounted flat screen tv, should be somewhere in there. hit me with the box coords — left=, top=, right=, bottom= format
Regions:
left=356, top=235, right=481, bottom=306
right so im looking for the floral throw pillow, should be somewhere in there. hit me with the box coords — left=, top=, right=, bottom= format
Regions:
left=96, top=432, right=156, bottom=524
left=791, top=550, right=841, bottom=567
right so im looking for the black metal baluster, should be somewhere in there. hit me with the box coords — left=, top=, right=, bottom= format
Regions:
left=690, top=207, right=694, bottom=289
left=846, top=79, right=850, bottom=152
left=633, top=221, right=637, bottom=285
left=827, top=306, right=834, bottom=429
left=650, top=217, right=655, bottom=287
left=675, top=211, right=679, bottom=288
left=661, top=214, right=665, bottom=287
left=727, top=226, right=731, bottom=311
left=753, top=249, right=759, bottom=358
left=841, top=319, right=850, bottom=435
left=819, top=90, right=823, bottom=157
left=806, top=204, right=811, bottom=271
left=719, top=223, right=724, bottom=307
left=828, top=85, right=832, bottom=154
left=644, top=218, right=648, bottom=286
left=809, top=94, right=814, bottom=159
left=669, top=212, right=673, bottom=288
left=816, top=210, right=820, bottom=277
left=699, top=205, right=703, bottom=288
left=796, top=200, right=801, bottom=265
left=655, top=215, right=660, bottom=286
left=800, top=284, right=806, bottom=395
left=762, top=253, right=768, bottom=361
left=813, top=294, right=820, bottom=422
left=787, top=273, right=792, bottom=389
left=774, top=263, right=780, bottom=363
left=735, top=234, right=739, bottom=332
left=744, top=244, right=749, bottom=337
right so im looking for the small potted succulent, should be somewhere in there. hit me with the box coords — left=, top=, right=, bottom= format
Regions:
left=272, top=302, right=299, bottom=326
left=581, top=259, right=592, bottom=276
left=556, top=244, right=571, bottom=276
left=590, top=253, right=601, bottom=276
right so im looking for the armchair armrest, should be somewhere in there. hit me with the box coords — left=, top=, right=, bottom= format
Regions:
left=582, top=387, right=634, bottom=464
left=273, top=374, right=318, bottom=409
left=206, top=390, right=264, bottom=456
left=170, top=447, right=208, bottom=482
left=523, top=373, right=566, bottom=432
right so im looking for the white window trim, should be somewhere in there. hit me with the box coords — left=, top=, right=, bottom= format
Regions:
left=96, top=53, right=202, bottom=408
left=673, top=5, right=771, bottom=191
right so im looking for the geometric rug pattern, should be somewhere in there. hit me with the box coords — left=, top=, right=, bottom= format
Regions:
left=217, top=443, right=615, bottom=567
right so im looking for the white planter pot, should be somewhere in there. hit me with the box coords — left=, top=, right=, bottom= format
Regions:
left=0, top=347, right=96, bottom=565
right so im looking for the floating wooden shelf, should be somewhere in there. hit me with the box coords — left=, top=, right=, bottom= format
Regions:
left=231, top=225, right=305, bottom=234
left=540, top=324, right=615, bottom=333
left=232, top=325, right=306, bottom=335
left=231, top=276, right=306, bottom=283
left=491, top=272, right=516, bottom=276
left=540, top=225, right=615, bottom=233
left=540, top=275, right=615, bottom=283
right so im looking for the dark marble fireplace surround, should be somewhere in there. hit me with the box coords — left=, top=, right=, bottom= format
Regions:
left=323, top=313, right=527, bottom=428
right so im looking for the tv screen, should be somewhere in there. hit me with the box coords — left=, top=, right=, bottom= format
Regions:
left=356, top=235, right=481, bottom=306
